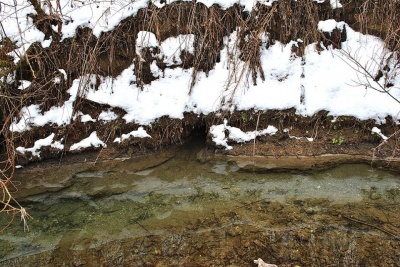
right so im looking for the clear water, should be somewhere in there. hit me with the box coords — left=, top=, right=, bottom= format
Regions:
left=0, top=142, right=399, bottom=266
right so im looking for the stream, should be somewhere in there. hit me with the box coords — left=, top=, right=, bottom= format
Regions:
left=0, top=140, right=399, bottom=266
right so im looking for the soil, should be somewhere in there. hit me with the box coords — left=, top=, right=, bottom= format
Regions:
left=11, top=109, right=400, bottom=174
left=2, top=0, right=399, bottom=171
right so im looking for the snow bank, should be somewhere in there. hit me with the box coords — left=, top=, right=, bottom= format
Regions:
left=98, top=110, right=118, bottom=122
left=9, top=24, right=400, bottom=133
left=210, top=119, right=278, bottom=149
left=114, top=127, right=151, bottom=143
left=3, top=0, right=400, bottom=155
left=1, top=0, right=342, bottom=59
left=371, top=127, right=388, bottom=141
left=70, top=131, right=106, bottom=151
left=16, top=133, right=63, bottom=157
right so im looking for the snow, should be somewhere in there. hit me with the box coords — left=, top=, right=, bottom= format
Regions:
left=3, top=1, right=400, bottom=154
left=160, top=34, right=195, bottom=66
left=18, top=80, right=31, bottom=90
left=231, top=39, right=303, bottom=111
left=98, top=110, right=118, bottom=122
left=58, top=69, right=67, bottom=80
left=314, top=0, right=342, bottom=8
left=51, top=140, right=65, bottom=150
left=210, top=119, right=278, bottom=149
left=329, top=0, right=342, bottom=9
left=8, top=23, right=400, bottom=131
left=80, top=113, right=96, bottom=123
left=16, top=133, right=63, bottom=157
left=136, top=31, right=159, bottom=58
left=114, top=127, right=151, bottom=143
left=136, top=32, right=195, bottom=69
left=1, top=0, right=342, bottom=58
left=210, top=122, right=232, bottom=150
left=318, top=19, right=345, bottom=33
left=10, top=77, right=79, bottom=131
left=371, top=127, right=388, bottom=141
left=69, top=131, right=106, bottom=151
left=284, top=128, right=314, bottom=142
left=41, top=37, right=52, bottom=48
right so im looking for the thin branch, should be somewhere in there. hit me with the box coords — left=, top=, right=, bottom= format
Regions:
left=342, top=215, right=400, bottom=241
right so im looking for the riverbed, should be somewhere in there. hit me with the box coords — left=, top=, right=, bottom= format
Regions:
left=1, top=140, right=399, bottom=266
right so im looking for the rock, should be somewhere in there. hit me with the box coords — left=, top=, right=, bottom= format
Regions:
left=196, top=148, right=214, bottom=163
left=254, top=258, right=278, bottom=267
left=226, top=226, right=243, bottom=237
left=370, top=192, right=381, bottom=200
left=153, top=249, right=162, bottom=256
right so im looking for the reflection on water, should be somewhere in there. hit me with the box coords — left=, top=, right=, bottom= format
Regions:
left=0, top=142, right=399, bottom=266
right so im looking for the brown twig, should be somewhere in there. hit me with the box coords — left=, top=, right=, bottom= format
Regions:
left=342, top=214, right=400, bottom=241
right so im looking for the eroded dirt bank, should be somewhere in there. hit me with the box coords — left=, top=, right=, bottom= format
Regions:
left=1, top=0, right=399, bottom=169
left=12, top=108, right=400, bottom=173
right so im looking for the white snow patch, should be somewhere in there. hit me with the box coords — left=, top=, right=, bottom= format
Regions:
left=51, top=140, right=65, bottom=150
left=136, top=31, right=159, bottom=60
left=10, top=25, right=400, bottom=132
left=329, top=0, right=342, bottom=9
left=284, top=128, right=313, bottom=141
left=160, top=34, right=195, bottom=66
left=114, top=127, right=151, bottom=143
left=371, top=127, right=388, bottom=141
left=150, top=61, right=163, bottom=78
left=70, top=131, right=106, bottom=151
left=18, top=80, right=31, bottom=90
left=41, top=37, right=52, bottom=48
left=58, top=69, right=67, bottom=80
left=98, top=110, right=118, bottom=122
left=313, top=0, right=342, bottom=8
left=210, top=119, right=278, bottom=150
left=54, top=77, right=62, bottom=84
left=136, top=33, right=195, bottom=70
left=80, top=113, right=96, bottom=123
left=318, top=19, right=345, bottom=33
left=210, top=122, right=232, bottom=150
left=9, top=75, right=95, bottom=131
left=16, top=133, right=63, bottom=157
left=137, top=31, right=158, bottom=48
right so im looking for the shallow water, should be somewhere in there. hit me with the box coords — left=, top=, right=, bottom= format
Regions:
left=1, top=142, right=399, bottom=266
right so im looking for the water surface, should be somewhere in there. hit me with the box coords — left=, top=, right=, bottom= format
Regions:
left=1, top=142, right=399, bottom=266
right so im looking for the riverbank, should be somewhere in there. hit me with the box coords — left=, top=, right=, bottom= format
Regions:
left=10, top=128, right=400, bottom=204
left=11, top=107, right=400, bottom=171
left=1, top=0, right=399, bottom=171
